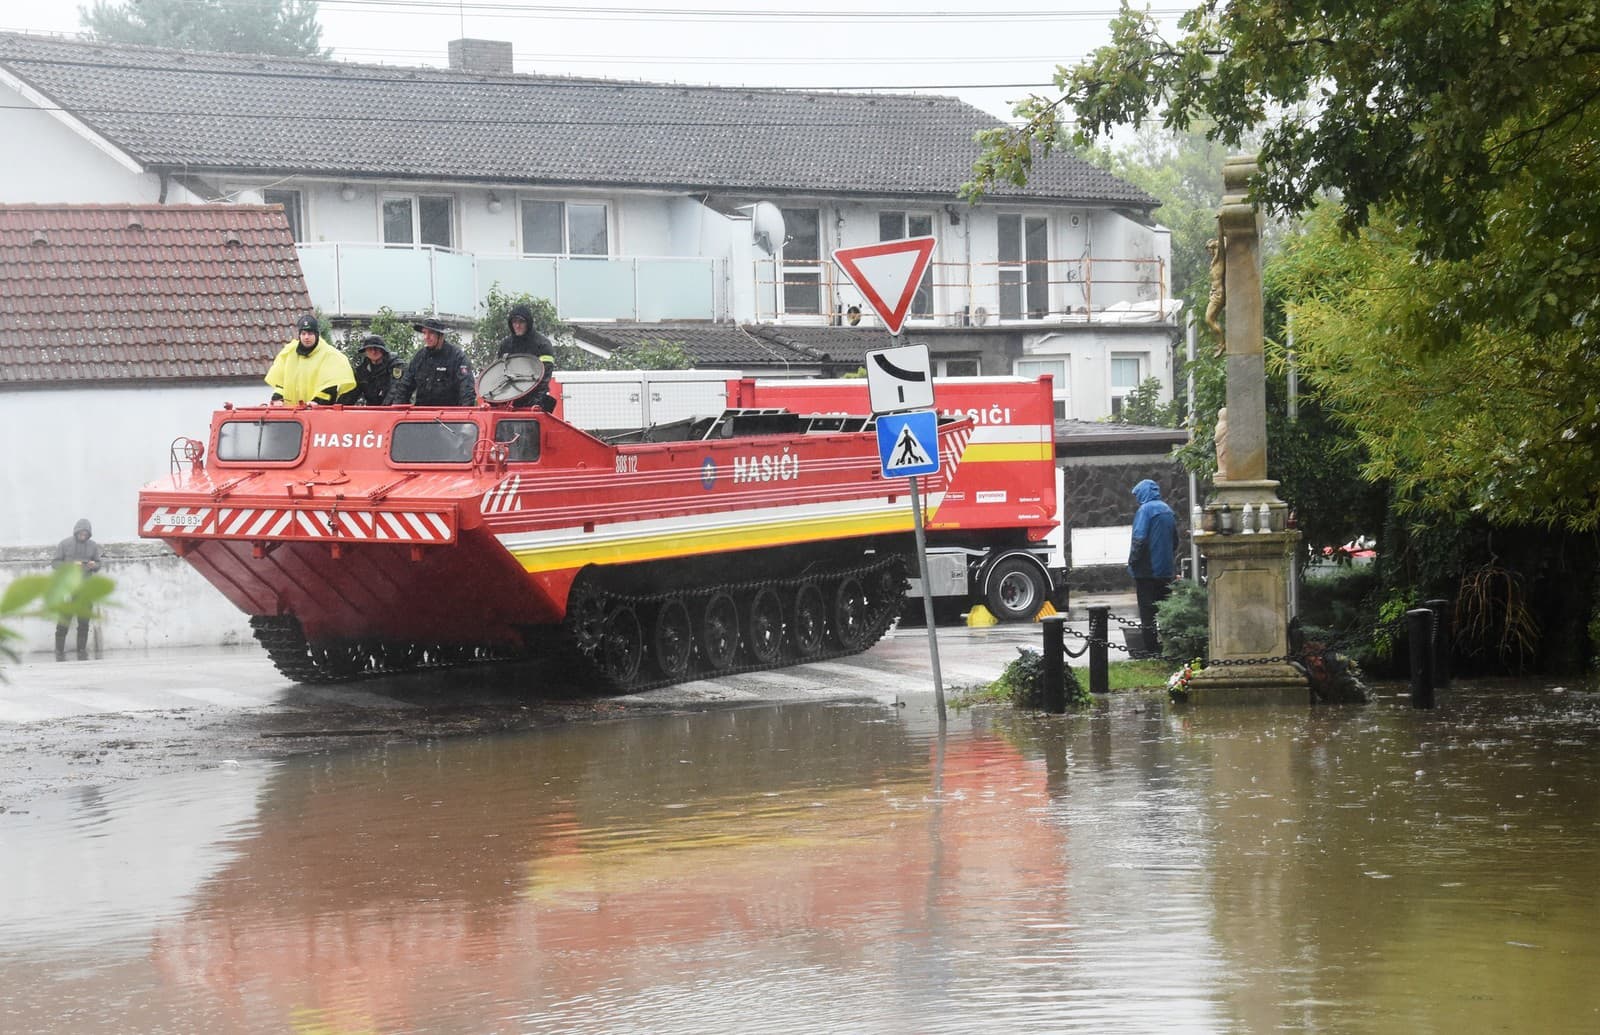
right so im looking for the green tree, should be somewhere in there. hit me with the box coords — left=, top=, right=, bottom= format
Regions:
left=80, top=0, right=329, bottom=58
left=340, top=306, right=418, bottom=363
left=970, top=1, right=1600, bottom=257
left=1084, top=126, right=1232, bottom=303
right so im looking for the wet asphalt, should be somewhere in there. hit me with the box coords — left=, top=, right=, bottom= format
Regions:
left=0, top=593, right=1138, bottom=810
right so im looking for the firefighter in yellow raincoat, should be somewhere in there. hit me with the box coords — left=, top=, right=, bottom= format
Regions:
left=265, top=314, right=357, bottom=405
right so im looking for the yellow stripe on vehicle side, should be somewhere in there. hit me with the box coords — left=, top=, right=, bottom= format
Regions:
left=509, top=508, right=918, bottom=573
left=959, top=443, right=1055, bottom=463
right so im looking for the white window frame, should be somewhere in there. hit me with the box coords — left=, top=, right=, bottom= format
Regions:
left=261, top=188, right=303, bottom=242
left=878, top=209, right=936, bottom=319
left=1015, top=357, right=1069, bottom=419
left=779, top=206, right=823, bottom=317
left=519, top=199, right=612, bottom=257
left=934, top=356, right=980, bottom=378
left=1110, top=353, right=1145, bottom=417
left=997, top=213, right=1050, bottom=320
left=381, top=192, right=455, bottom=249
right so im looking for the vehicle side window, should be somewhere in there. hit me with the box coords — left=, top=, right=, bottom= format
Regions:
left=390, top=421, right=479, bottom=463
left=494, top=420, right=541, bottom=462
left=217, top=420, right=304, bottom=462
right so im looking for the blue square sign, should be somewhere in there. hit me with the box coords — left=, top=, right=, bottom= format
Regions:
left=876, top=410, right=940, bottom=479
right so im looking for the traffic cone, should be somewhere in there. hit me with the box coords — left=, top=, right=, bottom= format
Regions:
left=966, top=605, right=998, bottom=627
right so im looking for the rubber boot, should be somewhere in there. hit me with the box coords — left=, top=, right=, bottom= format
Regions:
left=55, top=625, right=68, bottom=662
left=76, top=622, right=90, bottom=661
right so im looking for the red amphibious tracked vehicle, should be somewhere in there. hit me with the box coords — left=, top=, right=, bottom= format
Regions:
left=138, top=367, right=1060, bottom=689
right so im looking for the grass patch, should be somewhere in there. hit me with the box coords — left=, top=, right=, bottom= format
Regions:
left=952, top=655, right=1174, bottom=709
left=1107, top=658, right=1173, bottom=690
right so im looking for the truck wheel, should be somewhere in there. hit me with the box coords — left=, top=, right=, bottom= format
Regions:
left=985, top=557, right=1046, bottom=622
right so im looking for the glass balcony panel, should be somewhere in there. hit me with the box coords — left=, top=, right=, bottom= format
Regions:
left=433, top=250, right=476, bottom=318
left=340, top=245, right=433, bottom=314
left=559, top=256, right=637, bottom=320
left=478, top=256, right=558, bottom=303
left=296, top=245, right=339, bottom=312
left=637, top=258, right=717, bottom=321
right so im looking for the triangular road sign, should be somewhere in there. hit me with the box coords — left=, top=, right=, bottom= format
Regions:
left=832, top=236, right=936, bottom=335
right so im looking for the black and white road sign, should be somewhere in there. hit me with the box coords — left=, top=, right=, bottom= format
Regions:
left=866, top=343, right=934, bottom=415
left=875, top=410, right=940, bottom=479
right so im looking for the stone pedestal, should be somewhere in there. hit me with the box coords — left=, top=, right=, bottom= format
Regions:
left=1191, top=517, right=1309, bottom=701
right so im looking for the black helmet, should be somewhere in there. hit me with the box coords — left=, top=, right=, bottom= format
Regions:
left=296, top=314, right=319, bottom=335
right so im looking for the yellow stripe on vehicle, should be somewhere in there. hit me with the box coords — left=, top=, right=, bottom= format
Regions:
left=508, top=508, right=918, bottom=573
left=960, top=443, right=1055, bottom=463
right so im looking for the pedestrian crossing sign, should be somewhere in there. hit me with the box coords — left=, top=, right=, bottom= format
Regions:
left=876, top=410, right=940, bottom=479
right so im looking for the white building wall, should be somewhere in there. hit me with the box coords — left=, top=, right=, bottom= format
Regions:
left=0, top=383, right=267, bottom=656
left=0, top=81, right=197, bottom=204
left=0, top=382, right=262, bottom=547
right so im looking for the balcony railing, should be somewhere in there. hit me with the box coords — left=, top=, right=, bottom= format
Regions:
left=751, top=256, right=1173, bottom=327
left=296, top=243, right=726, bottom=323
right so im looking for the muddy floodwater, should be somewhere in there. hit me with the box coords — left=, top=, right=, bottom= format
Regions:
left=3, top=684, right=1598, bottom=1033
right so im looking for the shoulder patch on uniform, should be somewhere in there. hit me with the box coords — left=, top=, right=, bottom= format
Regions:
left=392, top=367, right=403, bottom=379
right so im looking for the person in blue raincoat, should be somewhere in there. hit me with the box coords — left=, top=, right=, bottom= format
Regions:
left=1127, top=478, right=1177, bottom=658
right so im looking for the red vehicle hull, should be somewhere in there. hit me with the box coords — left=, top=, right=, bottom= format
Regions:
left=139, top=376, right=1058, bottom=685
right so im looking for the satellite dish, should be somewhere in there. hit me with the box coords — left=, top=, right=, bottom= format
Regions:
left=477, top=354, right=547, bottom=405
left=750, top=201, right=786, bottom=256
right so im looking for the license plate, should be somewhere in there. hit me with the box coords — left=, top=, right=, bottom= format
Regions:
left=165, top=513, right=204, bottom=527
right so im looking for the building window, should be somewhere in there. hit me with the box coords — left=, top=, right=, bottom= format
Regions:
left=262, top=189, right=303, bottom=241
left=779, top=207, right=821, bottom=315
left=520, top=200, right=610, bottom=256
left=998, top=214, right=1049, bottom=320
left=382, top=193, right=454, bottom=249
left=1015, top=357, right=1069, bottom=419
left=1110, top=353, right=1144, bottom=417
left=934, top=357, right=979, bottom=377
left=878, top=210, right=935, bottom=318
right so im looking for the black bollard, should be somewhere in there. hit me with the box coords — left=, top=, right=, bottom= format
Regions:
left=1424, top=597, right=1452, bottom=689
left=1041, top=615, right=1066, bottom=713
left=1088, top=605, right=1109, bottom=695
left=1406, top=608, right=1434, bottom=708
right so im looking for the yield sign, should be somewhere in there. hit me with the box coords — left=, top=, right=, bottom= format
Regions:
left=832, top=236, right=936, bottom=335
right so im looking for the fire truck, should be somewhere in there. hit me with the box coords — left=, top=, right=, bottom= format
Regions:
left=138, top=370, right=1060, bottom=688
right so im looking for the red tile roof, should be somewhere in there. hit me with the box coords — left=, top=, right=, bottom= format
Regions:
left=0, top=204, right=312, bottom=387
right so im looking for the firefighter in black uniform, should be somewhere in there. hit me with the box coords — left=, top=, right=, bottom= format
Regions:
left=496, top=303, right=557, bottom=411
left=349, top=334, right=402, bottom=405
left=387, top=318, right=477, bottom=406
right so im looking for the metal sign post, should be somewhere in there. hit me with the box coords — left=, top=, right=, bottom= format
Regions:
left=873, top=403, right=945, bottom=723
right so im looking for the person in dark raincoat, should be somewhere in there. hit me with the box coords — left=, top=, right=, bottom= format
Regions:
left=387, top=318, right=476, bottom=407
left=349, top=334, right=402, bottom=406
left=495, top=303, right=557, bottom=411
left=1127, top=478, right=1177, bottom=659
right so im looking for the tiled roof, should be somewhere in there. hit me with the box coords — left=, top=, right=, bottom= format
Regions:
left=575, top=323, right=998, bottom=370
left=0, top=204, right=312, bottom=387
left=0, top=32, right=1156, bottom=208
left=573, top=323, right=838, bottom=370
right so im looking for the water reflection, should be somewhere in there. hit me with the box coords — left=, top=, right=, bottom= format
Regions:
left=2, top=687, right=1597, bottom=1033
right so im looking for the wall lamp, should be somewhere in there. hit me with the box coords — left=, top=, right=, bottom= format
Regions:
left=487, top=192, right=503, bottom=214
left=339, top=183, right=357, bottom=202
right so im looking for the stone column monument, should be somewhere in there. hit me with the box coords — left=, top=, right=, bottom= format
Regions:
left=1187, top=155, right=1308, bottom=699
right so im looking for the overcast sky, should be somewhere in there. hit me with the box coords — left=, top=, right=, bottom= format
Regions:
left=7, top=0, right=1185, bottom=122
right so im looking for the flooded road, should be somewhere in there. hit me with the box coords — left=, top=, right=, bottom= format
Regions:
left=3, top=684, right=1597, bottom=1033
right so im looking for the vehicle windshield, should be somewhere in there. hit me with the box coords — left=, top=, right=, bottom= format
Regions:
left=390, top=421, right=479, bottom=463
left=216, top=419, right=304, bottom=462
